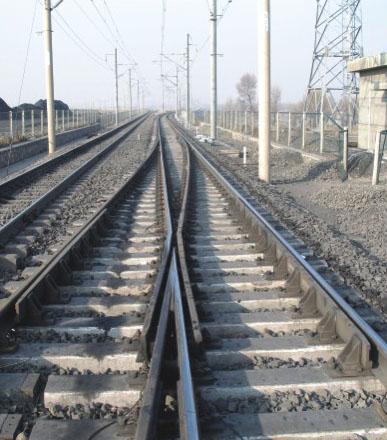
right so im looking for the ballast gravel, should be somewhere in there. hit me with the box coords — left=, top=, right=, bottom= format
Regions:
left=198, top=388, right=386, bottom=415
left=0, top=117, right=155, bottom=290
left=0, top=122, right=139, bottom=226
left=195, top=132, right=387, bottom=334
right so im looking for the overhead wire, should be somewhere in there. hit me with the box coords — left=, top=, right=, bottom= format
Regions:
left=6, top=0, right=39, bottom=176
left=192, top=0, right=234, bottom=65
left=72, top=0, right=115, bottom=47
left=53, top=9, right=112, bottom=71
left=90, top=0, right=147, bottom=91
left=102, top=0, right=136, bottom=64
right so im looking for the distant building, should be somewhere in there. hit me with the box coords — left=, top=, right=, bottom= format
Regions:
left=348, top=53, right=387, bottom=151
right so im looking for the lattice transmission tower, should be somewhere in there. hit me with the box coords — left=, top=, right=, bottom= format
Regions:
left=305, top=0, right=363, bottom=125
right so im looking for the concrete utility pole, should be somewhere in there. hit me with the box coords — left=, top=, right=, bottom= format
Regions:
left=142, top=89, right=145, bottom=113
left=114, top=48, right=119, bottom=125
left=210, top=1, right=218, bottom=140
left=186, top=33, right=191, bottom=128
left=258, top=0, right=271, bottom=183
left=128, top=69, right=133, bottom=118
left=44, top=0, right=56, bottom=154
left=176, top=66, right=180, bottom=116
left=137, top=80, right=140, bottom=114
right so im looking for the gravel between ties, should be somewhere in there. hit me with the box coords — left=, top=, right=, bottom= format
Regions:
left=0, top=117, right=155, bottom=290
left=31, top=117, right=156, bottom=255
left=0, top=122, right=142, bottom=227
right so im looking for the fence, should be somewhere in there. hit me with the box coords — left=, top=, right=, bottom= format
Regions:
left=0, top=109, right=136, bottom=147
left=196, top=110, right=347, bottom=157
left=372, top=130, right=387, bottom=185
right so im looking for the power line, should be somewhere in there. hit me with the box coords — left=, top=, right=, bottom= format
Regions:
left=102, top=0, right=135, bottom=64
left=89, top=0, right=119, bottom=46
left=90, top=0, right=146, bottom=84
left=192, top=0, right=234, bottom=65
left=6, top=0, right=39, bottom=176
left=53, top=10, right=112, bottom=71
left=17, top=0, right=39, bottom=107
left=72, top=0, right=115, bottom=47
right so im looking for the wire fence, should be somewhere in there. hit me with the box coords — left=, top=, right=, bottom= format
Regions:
left=195, top=110, right=346, bottom=157
left=0, top=109, right=136, bottom=147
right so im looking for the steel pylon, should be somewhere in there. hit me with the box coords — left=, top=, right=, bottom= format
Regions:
left=305, top=0, right=363, bottom=126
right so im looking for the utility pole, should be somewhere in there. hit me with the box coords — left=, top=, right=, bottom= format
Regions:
left=44, top=0, right=56, bottom=154
left=114, top=48, right=119, bottom=125
left=137, top=80, right=140, bottom=114
left=258, top=0, right=271, bottom=183
left=105, top=48, right=119, bottom=125
left=128, top=69, right=133, bottom=118
left=186, top=33, right=191, bottom=128
left=176, top=66, right=180, bottom=116
left=210, top=1, right=218, bottom=140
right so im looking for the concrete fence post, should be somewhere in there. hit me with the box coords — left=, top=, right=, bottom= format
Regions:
left=276, top=112, right=279, bottom=142
left=320, top=112, right=324, bottom=154
left=67, top=110, right=70, bottom=130
left=343, top=126, right=349, bottom=175
left=31, top=110, right=35, bottom=138
left=302, top=112, right=306, bottom=149
left=62, top=110, right=65, bottom=132
left=288, top=112, right=291, bottom=146
left=372, top=131, right=382, bottom=186
left=9, top=111, right=13, bottom=139
left=72, top=110, right=75, bottom=129
left=55, top=110, right=58, bottom=131
left=21, top=110, right=25, bottom=137
left=243, top=146, right=247, bottom=166
left=41, top=110, right=44, bottom=136
left=76, top=110, right=79, bottom=127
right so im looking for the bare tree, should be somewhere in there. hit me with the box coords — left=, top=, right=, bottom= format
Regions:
left=271, top=85, right=282, bottom=113
left=222, top=98, right=237, bottom=111
left=236, top=73, right=257, bottom=111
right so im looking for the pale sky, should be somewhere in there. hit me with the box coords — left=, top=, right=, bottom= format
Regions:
left=0, top=0, right=386, bottom=110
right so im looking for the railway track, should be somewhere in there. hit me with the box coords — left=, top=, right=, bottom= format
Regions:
left=0, top=114, right=153, bottom=295
left=0, top=117, right=175, bottom=439
left=0, top=113, right=148, bottom=235
left=0, top=113, right=386, bottom=439
left=168, top=115, right=387, bottom=439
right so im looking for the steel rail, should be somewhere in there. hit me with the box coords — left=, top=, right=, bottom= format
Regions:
left=140, top=117, right=174, bottom=362
left=135, top=251, right=200, bottom=440
left=171, top=250, right=200, bottom=440
left=0, top=113, right=150, bottom=245
left=136, top=116, right=199, bottom=439
left=174, top=131, right=203, bottom=347
left=169, top=116, right=387, bottom=380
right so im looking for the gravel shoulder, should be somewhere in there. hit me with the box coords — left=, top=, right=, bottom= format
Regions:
left=195, top=128, right=387, bottom=336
